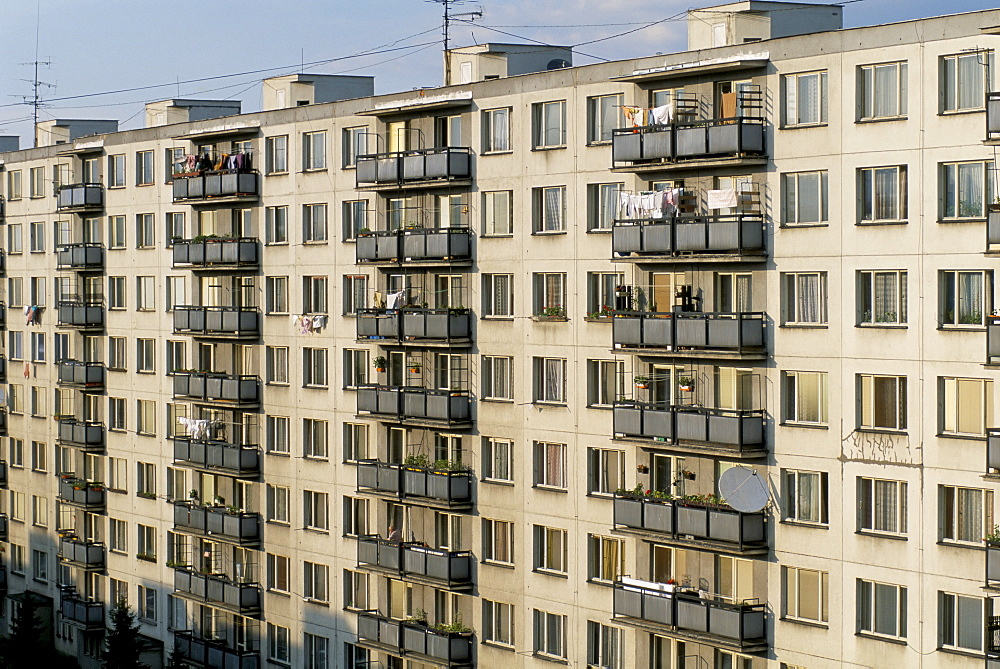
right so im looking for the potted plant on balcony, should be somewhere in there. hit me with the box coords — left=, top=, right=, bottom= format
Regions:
left=634, top=375, right=650, bottom=390
left=408, top=361, right=422, bottom=374
left=986, top=525, right=1000, bottom=547
left=536, top=305, right=567, bottom=320
left=677, top=376, right=695, bottom=392
left=373, top=356, right=387, bottom=373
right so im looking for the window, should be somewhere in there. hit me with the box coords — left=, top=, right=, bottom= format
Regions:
left=482, top=356, right=513, bottom=401
left=858, top=270, right=907, bottom=325
left=109, top=578, right=127, bottom=606
left=265, top=135, right=288, bottom=174
left=303, top=348, right=328, bottom=388
left=108, top=215, right=126, bottom=249
left=344, top=570, right=370, bottom=610
left=782, top=469, right=829, bottom=524
left=29, top=221, right=44, bottom=252
left=266, top=346, right=289, bottom=385
left=266, top=277, right=288, bottom=314
left=109, top=399, right=126, bottom=431
left=30, top=277, right=45, bottom=306
left=781, top=272, right=827, bottom=325
left=109, top=519, right=127, bottom=553
left=136, top=276, right=154, bottom=311
left=266, top=553, right=290, bottom=593
left=587, top=94, right=623, bottom=143
left=482, top=518, right=514, bottom=564
left=137, top=524, right=156, bottom=560
left=476, top=107, right=512, bottom=155
left=533, top=186, right=566, bottom=232
left=533, top=440, right=567, bottom=489
left=304, top=632, right=328, bottom=669
left=782, top=371, right=828, bottom=425
left=533, top=100, right=567, bottom=148
left=31, top=549, right=48, bottom=582
left=31, top=495, right=48, bottom=528
left=303, top=131, right=327, bottom=170
left=587, top=535, right=624, bottom=583
left=265, top=206, right=288, bottom=244
left=266, top=484, right=290, bottom=524
left=137, top=399, right=155, bottom=436
left=587, top=183, right=621, bottom=231
left=781, top=171, right=829, bottom=225
left=342, top=275, right=368, bottom=315
left=7, top=170, right=21, bottom=200
left=586, top=622, right=624, bottom=669
left=30, top=441, right=46, bottom=472
left=303, top=419, right=329, bottom=459
left=136, top=339, right=155, bottom=373
left=784, top=71, right=828, bottom=126
left=303, top=491, right=329, bottom=531
left=342, top=126, right=367, bottom=168
left=783, top=566, right=829, bottom=624
left=859, top=374, right=907, bottom=431
left=343, top=496, right=370, bottom=537
left=109, top=154, right=126, bottom=188
left=28, top=167, right=44, bottom=198
left=482, top=190, right=512, bottom=235
left=303, top=203, right=328, bottom=243
left=343, top=423, right=369, bottom=462
left=859, top=165, right=906, bottom=223
left=134, top=150, right=154, bottom=185
left=857, top=579, right=907, bottom=638
left=8, top=224, right=22, bottom=254
left=587, top=448, right=624, bottom=496
left=533, top=273, right=566, bottom=317
left=858, top=477, right=907, bottom=535
left=483, top=600, right=514, bottom=647
left=588, top=359, right=624, bottom=407
left=343, top=349, right=368, bottom=389
left=109, top=337, right=126, bottom=370
left=483, top=274, right=513, bottom=317
left=303, top=276, right=328, bottom=313
left=267, top=415, right=290, bottom=454
left=135, top=214, right=155, bottom=248
left=137, top=585, right=156, bottom=621
left=533, top=358, right=567, bottom=405
left=137, top=462, right=155, bottom=498
left=7, top=278, right=22, bottom=308
left=941, top=161, right=992, bottom=220
left=940, top=270, right=987, bottom=326
left=533, top=610, right=566, bottom=659
left=268, top=624, right=290, bottom=664
left=940, top=485, right=992, bottom=544
left=942, top=377, right=993, bottom=437
left=942, top=51, right=992, bottom=112
left=303, top=562, right=329, bottom=602
left=482, top=437, right=513, bottom=483
left=30, top=332, right=45, bottom=363
left=8, top=332, right=22, bottom=361
left=939, top=592, right=984, bottom=652
left=859, top=61, right=908, bottom=120
left=9, top=490, right=24, bottom=519
left=166, top=341, right=186, bottom=374
left=342, top=200, right=368, bottom=240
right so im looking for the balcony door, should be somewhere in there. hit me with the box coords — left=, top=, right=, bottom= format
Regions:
left=715, top=273, right=752, bottom=313
left=651, top=365, right=675, bottom=407
left=651, top=454, right=685, bottom=497
left=435, top=275, right=464, bottom=309
left=650, top=272, right=684, bottom=314
left=651, top=544, right=686, bottom=585
left=716, top=555, right=754, bottom=604
left=387, top=121, right=409, bottom=153
left=715, top=367, right=753, bottom=410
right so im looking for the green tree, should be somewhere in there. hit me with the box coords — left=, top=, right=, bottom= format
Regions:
left=4, top=595, right=45, bottom=667
left=103, top=600, right=146, bottom=669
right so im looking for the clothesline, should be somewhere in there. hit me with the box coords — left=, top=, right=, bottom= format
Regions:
left=291, top=314, right=328, bottom=334
left=620, top=102, right=675, bottom=128
left=618, top=188, right=683, bottom=220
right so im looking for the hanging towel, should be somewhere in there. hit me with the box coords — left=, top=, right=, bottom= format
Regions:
left=650, top=103, right=673, bottom=125
left=386, top=291, right=405, bottom=310
left=23, top=362, right=29, bottom=379
left=312, top=315, right=326, bottom=330
left=707, top=189, right=738, bottom=210
left=301, top=316, right=312, bottom=334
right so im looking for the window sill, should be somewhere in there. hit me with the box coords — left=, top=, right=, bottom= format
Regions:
left=533, top=568, right=568, bottom=579
left=341, top=165, right=358, bottom=171
left=856, top=220, right=907, bottom=226
left=302, top=527, right=330, bottom=535
left=480, top=316, right=514, bottom=321
left=855, top=632, right=907, bottom=645
left=266, top=589, right=291, bottom=598
left=264, top=242, right=289, bottom=247
left=586, top=140, right=612, bottom=147
left=531, top=653, right=569, bottom=664
left=481, top=641, right=516, bottom=651
left=779, top=122, right=829, bottom=130
left=302, top=241, right=329, bottom=246
left=857, top=323, right=907, bottom=329
left=780, top=323, right=828, bottom=329
left=302, top=598, right=330, bottom=607
left=586, top=404, right=614, bottom=411
left=481, top=398, right=515, bottom=404
left=532, top=484, right=568, bottom=493
left=937, top=646, right=986, bottom=660
left=856, top=116, right=908, bottom=124
left=531, top=146, right=567, bottom=152
left=265, top=382, right=290, bottom=388
left=585, top=492, right=615, bottom=500
left=481, top=478, right=515, bottom=487
left=584, top=317, right=613, bottom=323
left=780, top=519, right=829, bottom=529
left=937, top=539, right=984, bottom=550
left=531, top=230, right=567, bottom=236
left=299, top=168, right=329, bottom=174
left=481, top=560, right=516, bottom=570
left=779, top=421, right=829, bottom=430
left=856, top=530, right=908, bottom=541
left=780, top=616, right=829, bottom=629
left=266, top=520, right=291, bottom=527
left=938, top=217, right=986, bottom=224
left=532, top=316, right=568, bottom=323
left=936, top=432, right=987, bottom=442
left=532, top=401, right=568, bottom=408
left=938, top=325, right=986, bottom=332
left=481, top=150, right=514, bottom=157
left=480, top=234, right=514, bottom=239
left=265, top=171, right=289, bottom=177
left=265, top=451, right=291, bottom=458
left=779, top=222, right=830, bottom=229
left=585, top=578, right=614, bottom=587
left=939, top=108, right=985, bottom=116
left=586, top=228, right=612, bottom=234
left=855, top=427, right=907, bottom=436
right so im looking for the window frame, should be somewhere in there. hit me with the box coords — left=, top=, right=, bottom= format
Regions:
left=482, top=108, right=511, bottom=154
left=781, top=272, right=828, bottom=325
left=858, top=477, right=908, bottom=536
left=858, top=61, right=908, bottom=121
left=587, top=93, right=624, bottom=144
left=858, top=373, right=907, bottom=432
left=858, top=165, right=907, bottom=224
left=782, top=565, right=829, bottom=625
left=532, top=100, right=567, bottom=149
left=781, top=170, right=829, bottom=226
left=857, top=270, right=907, bottom=326
left=783, top=70, right=828, bottom=127
left=940, top=160, right=992, bottom=220
left=939, top=269, right=989, bottom=327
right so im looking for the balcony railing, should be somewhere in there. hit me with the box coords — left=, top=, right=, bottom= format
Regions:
left=612, top=215, right=764, bottom=259
left=357, top=308, right=472, bottom=343
left=57, top=478, right=106, bottom=509
left=56, top=184, right=104, bottom=212
left=58, top=536, right=106, bottom=569
left=172, top=237, right=260, bottom=269
left=173, top=439, right=261, bottom=477
left=356, top=460, right=473, bottom=508
left=57, top=301, right=104, bottom=328
left=0, top=514, right=7, bottom=541
left=356, top=227, right=473, bottom=264
left=173, top=372, right=261, bottom=407
left=0, top=302, right=7, bottom=329
left=988, top=541, right=1000, bottom=588
left=613, top=579, right=766, bottom=650
left=172, top=171, right=260, bottom=203
left=357, top=385, right=472, bottom=426
left=356, top=147, right=472, bottom=188
left=614, top=311, right=764, bottom=353
left=173, top=306, right=260, bottom=339
left=172, top=502, right=261, bottom=545
left=356, top=612, right=474, bottom=666
left=0, top=355, right=6, bottom=383
left=173, top=630, right=260, bottom=669
left=988, top=92, right=1000, bottom=141
left=0, top=462, right=7, bottom=488
left=357, top=536, right=473, bottom=589
left=988, top=316, right=1000, bottom=365
left=60, top=590, right=105, bottom=629
left=611, top=117, right=766, bottom=168
left=57, top=360, right=105, bottom=390
left=614, top=402, right=765, bottom=454
left=173, top=569, right=262, bottom=616
left=56, top=243, right=105, bottom=271
left=57, top=419, right=105, bottom=451
left=613, top=495, right=766, bottom=552
left=0, top=195, right=4, bottom=220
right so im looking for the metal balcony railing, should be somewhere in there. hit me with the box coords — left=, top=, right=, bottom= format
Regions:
left=57, top=419, right=105, bottom=451
left=173, top=439, right=261, bottom=477
left=614, top=402, right=765, bottom=453
left=172, top=630, right=260, bottom=669
left=356, top=536, right=474, bottom=589
left=356, top=612, right=474, bottom=666
left=56, top=184, right=104, bottom=212
left=357, top=385, right=472, bottom=425
left=60, top=589, right=105, bottom=629
left=57, top=477, right=106, bottom=509
left=356, top=147, right=472, bottom=187
left=57, top=301, right=104, bottom=328
left=56, top=243, right=104, bottom=271
left=173, top=569, right=262, bottom=616
left=356, top=227, right=473, bottom=264
left=612, top=116, right=766, bottom=167
left=357, top=307, right=472, bottom=343
left=172, top=171, right=260, bottom=203
left=173, top=372, right=261, bottom=406
left=612, top=215, right=765, bottom=258
left=57, top=360, right=106, bottom=390
left=172, top=502, right=261, bottom=545
left=173, top=306, right=260, bottom=338
left=0, top=513, right=8, bottom=541
left=58, top=536, right=106, bottom=569
left=356, top=460, right=473, bottom=507
left=171, top=237, right=260, bottom=269
left=613, top=311, right=764, bottom=353
left=613, top=494, right=767, bottom=552
left=988, top=92, right=1000, bottom=141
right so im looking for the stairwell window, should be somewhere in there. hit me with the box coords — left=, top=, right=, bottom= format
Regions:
left=781, top=272, right=827, bottom=325
left=858, top=374, right=907, bottom=431
left=941, top=51, right=993, bottom=112
left=783, top=71, right=828, bottom=126
left=858, top=270, right=907, bottom=325
left=939, top=270, right=988, bottom=327
left=858, top=166, right=906, bottom=223
left=941, top=161, right=991, bottom=220
left=858, top=61, right=908, bottom=120
left=533, top=100, right=567, bottom=149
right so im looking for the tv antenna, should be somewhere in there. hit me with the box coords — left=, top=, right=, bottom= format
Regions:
left=427, top=0, right=483, bottom=86
left=21, top=4, right=54, bottom=148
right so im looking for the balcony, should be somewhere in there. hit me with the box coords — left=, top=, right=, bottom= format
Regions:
left=611, top=116, right=766, bottom=172
left=356, top=227, right=473, bottom=265
left=612, top=215, right=765, bottom=262
left=173, top=439, right=261, bottom=477
left=613, top=311, right=765, bottom=358
left=56, top=243, right=105, bottom=271
left=613, top=579, right=766, bottom=652
left=357, top=612, right=474, bottom=667
left=0, top=514, right=7, bottom=540
left=988, top=541, right=1000, bottom=589
left=58, top=536, right=106, bottom=569
left=613, top=494, right=766, bottom=554
left=356, top=536, right=473, bottom=589
left=172, top=171, right=260, bottom=204
left=357, top=308, right=472, bottom=345
left=173, top=569, right=262, bottom=617
left=60, top=590, right=105, bottom=630
left=356, top=460, right=473, bottom=509
left=614, top=402, right=765, bottom=457
left=0, top=355, right=6, bottom=382
left=172, top=237, right=260, bottom=270
left=988, top=92, right=1000, bottom=142
left=357, top=385, right=472, bottom=428
left=172, top=630, right=260, bottom=669
left=57, top=301, right=104, bottom=329
left=56, top=184, right=104, bottom=212
left=57, top=360, right=106, bottom=391
left=0, top=195, right=4, bottom=220
left=172, top=502, right=261, bottom=545
left=356, top=147, right=472, bottom=190
left=57, top=478, right=106, bottom=509
left=57, top=419, right=105, bottom=451
left=0, top=461, right=6, bottom=487
left=173, top=372, right=261, bottom=408
left=0, top=302, right=6, bottom=329
left=173, top=306, right=260, bottom=339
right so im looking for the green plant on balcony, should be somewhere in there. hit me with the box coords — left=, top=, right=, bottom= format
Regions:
left=137, top=491, right=157, bottom=500
left=615, top=484, right=672, bottom=501
left=403, top=608, right=428, bottom=626
left=986, top=525, right=1000, bottom=543
left=165, top=560, right=189, bottom=569
left=679, top=493, right=728, bottom=509
left=136, top=553, right=156, bottom=562
left=372, top=356, right=387, bottom=372
left=188, top=489, right=199, bottom=501
left=537, top=305, right=566, bottom=319
left=634, top=375, right=650, bottom=389
left=357, top=227, right=373, bottom=236
left=677, top=376, right=695, bottom=392
left=587, top=305, right=616, bottom=319
left=213, top=495, right=225, bottom=506
left=225, top=504, right=242, bottom=515
left=88, top=482, right=104, bottom=491
left=433, top=614, right=473, bottom=634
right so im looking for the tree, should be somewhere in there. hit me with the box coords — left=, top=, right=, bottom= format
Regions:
left=4, top=594, right=45, bottom=667
left=103, top=600, right=145, bottom=669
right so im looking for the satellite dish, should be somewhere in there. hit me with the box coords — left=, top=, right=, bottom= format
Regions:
left=547, top=59, right=571, bottom=71
left=718, top=466, right=769, bottom=513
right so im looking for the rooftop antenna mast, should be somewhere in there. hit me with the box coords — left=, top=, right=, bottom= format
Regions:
left=20, top=4, right=53, bottom=148
left=428, top=0, right=482, bottom=86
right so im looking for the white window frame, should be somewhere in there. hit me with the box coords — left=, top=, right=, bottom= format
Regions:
left=939, top=485, right=992, bottom=544
left=784, top=70, right=828, bottom=126
left=859, top=61, right=908, bottom=120
left=859, top=165, right=906, bottom=223
left=533, top=440, right=567, bottom=489
left=302, top=131, right=327, bottom=171
left=533, top=609, right=566, bottom=660
left=782, top=469, right=828, bottom=524
left=858, top=374, right=907, bottom=431
left=533, top=357, right=567, bottom=404
left=858, top=270, right=907, bottom=325
left=587, top=94, right=623, bottom=144
left=941, top=161, right=992, bottom=220
left=482, top=518, right=514, bottom=565
left=483, top=274, right=513, bottom=317
left=533, top=186, right=567, bottom=233
left=942, top=377, right=993, bottom=437
left=483, top=599, right=514, bottom=647
left=782, top=370, right=828, bottom=425
left=942, top=51, right=993, bottom=113
left=265, top=206, right=288, bottom=245
left=533, top=100, right=567, bottom=149
left=939, top=592, right=985, bottom=652
left=482, top=108, right=511, bottom=153
left=939, top=270, right=988, bottom=327
left=481, top=356, right=513, bottom=401
left=781, top=272, right=828, bottom=325
left=265, top=135, right=288, bottom=174
left=857, top=579, right=907, bottom=639
left=858, top=477, right=908, bottom=536
left=782, top=566, right=829, bottom=624
left=781, top=171, right=829, bottom=225
left=482, top=190, right=512, bottom=236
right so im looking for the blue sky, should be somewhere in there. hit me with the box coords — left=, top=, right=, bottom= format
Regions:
left=0, top=0, right=996, bottom=144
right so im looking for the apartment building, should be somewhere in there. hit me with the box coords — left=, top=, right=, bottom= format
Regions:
left=0, top=2, right=999, bottom=667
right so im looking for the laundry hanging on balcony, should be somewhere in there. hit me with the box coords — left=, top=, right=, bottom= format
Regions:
left=621, top=103, right=674, bottom=128
left=176, top=417, right=224, bottom=440
left=707, top=188, right=738, bottom=210
left=617, top=189, right=683, bottom=219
